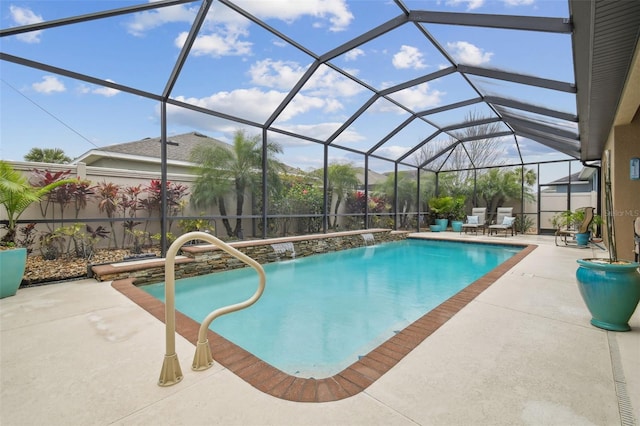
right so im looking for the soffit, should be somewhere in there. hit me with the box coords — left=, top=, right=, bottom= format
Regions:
left=570, top=0, right=640, bottom=161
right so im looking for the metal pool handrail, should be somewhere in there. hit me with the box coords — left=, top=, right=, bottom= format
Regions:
left=158, top=231, right=266, bottom=387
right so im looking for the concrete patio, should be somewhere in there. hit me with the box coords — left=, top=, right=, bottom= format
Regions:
left=1, top=234, right=638, bottom=425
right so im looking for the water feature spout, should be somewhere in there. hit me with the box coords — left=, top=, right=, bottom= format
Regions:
left=271, top=242, right=296, bottom=259
left=361, top=233, right=375, bottom=246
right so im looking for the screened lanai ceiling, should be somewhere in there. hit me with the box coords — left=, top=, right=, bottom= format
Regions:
left=1, top=0, right=639, bottom=173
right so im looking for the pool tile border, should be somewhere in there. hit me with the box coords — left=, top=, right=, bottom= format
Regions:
left=112, top=241, right=537, bottom=403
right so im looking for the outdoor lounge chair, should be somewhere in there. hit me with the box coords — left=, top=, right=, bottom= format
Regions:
left=461, top=207, right=487, bottom=235
left=555, top=207, right=595, bottom=246
left=488, top=207, right=515, bottom=237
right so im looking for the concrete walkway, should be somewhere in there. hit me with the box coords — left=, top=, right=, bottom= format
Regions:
left=1, top=234, right=638, bottom=425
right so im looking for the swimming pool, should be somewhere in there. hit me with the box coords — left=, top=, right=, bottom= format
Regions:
left=142, top=238, right=523, bottom=378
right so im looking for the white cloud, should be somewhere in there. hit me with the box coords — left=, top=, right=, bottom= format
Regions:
left=92, top=80, right=120, bottom=97
left=92, top=87, right=120, bottom=97
left=128, top=0, right=352, bottom=37
left=280, top=94, right=328, bottom=120
left=249, top=60, right=364, bottom=101
left=32, top=76, right=65, bottom=94
left=344, top=48, right=365, bottom=61
left=447, top=41, right=493, bottom=65
left=126, top=4, right=198, bottom=36
left=503, top=0, right=535, bottom=5
left=304, top=65, right=364, bottom=97
left=234, top=0, right=353, bottom=32
left=128, top=1, right=353, bottom=63
left=175, top=27, right=252, bottom=57
left=278, top=122, right=362, bottom=144
left=445, top=0, right=485, bottom=10
left=9, top=6, right=43, bottom=43
left=170, top=86, right=341, bottom=124
left=173, top=88, right=286, bottom=123
left=323, top=98, right=343, bottom=113
left=249, top=59, right=307, bottom=90
left=388, top=84, right=445, bottom=111
left=392, top=45, right=427, bottom=70
left=77, top=80, right=121, bottom=97
left=374, top=145, right=411, bottom=159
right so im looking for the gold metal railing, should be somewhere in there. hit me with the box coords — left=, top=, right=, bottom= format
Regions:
left=158, top=232, right=266, bottom=387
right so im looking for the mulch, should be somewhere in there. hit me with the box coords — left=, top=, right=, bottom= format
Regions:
left=22, top=248, right=161, bottom=287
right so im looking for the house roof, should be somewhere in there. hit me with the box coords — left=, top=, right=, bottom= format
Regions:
left=74, top=131, right=358, bottom=180
left=544, top=171, right=589, bottom=186
left=73, top=132, right=230, bottom=165
left=355, top=167, right=388, bottom=187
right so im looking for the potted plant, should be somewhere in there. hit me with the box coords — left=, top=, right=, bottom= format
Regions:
left=450, top=195, right=466, bottom=232
left=428, top=196, right=454, bottom=231
left=575, top=151, right=640, bottom=331
left=552, top=208, right=602, bottom=247
left=571, top=209, right=602, bottom=246
left=0, top=161, right=73, bottom=298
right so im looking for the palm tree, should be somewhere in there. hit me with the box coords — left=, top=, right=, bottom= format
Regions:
left=190, top=130, right=283, bottom=238
left=0, top=161, right=74, bottom=244
left=326, top=163, right=360, bottom=229
left=476, top=167, right=536, bottom=221
left=376, top=172, right=417, bottom=229
left=24, top=148, right=71, bottom=164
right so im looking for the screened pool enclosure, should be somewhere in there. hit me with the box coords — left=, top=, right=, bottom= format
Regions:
left=1, top=0, right=638, bottom=249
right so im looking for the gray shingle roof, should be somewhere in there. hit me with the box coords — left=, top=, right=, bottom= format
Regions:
left=545, top=171, right=587, bottom=186
left=100, top=132, right=230, bottom=162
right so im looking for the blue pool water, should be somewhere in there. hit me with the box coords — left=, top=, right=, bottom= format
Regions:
left=142, top=239, right=521, bottom=377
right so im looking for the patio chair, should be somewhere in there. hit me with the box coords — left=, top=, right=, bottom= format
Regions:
left=488, top=207, right=515, bottom=237
left=634, top=217, right=640, bottom=262
left=555, top=207, right=595, bottom=246
left=461, top=207, right=487, bottom=235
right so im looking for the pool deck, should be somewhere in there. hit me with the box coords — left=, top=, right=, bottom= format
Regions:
left=1, top=233, right=638, bottom=425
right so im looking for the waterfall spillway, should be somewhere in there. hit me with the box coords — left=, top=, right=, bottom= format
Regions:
left=271, top=242, right=296, bottom=259
left=361, top=233, right=375, bottom=246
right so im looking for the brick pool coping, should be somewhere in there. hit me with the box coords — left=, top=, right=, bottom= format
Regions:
left=111, top=240, right=537, bottom=403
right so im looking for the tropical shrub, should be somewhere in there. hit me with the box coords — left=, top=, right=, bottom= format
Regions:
left=515, top=214, right=535, bottom=234
left=428, top=196, right=455, bottom=220
left=0, top=161, right=74, bottom=245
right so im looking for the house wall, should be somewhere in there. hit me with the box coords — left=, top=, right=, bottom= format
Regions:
left=537, top=192, right=598, bottom=229
left=89, top=157, right=193, bottom=175
left=0, top=161, right=257, bottom=248
left=607, top=112, right=640, bottom=261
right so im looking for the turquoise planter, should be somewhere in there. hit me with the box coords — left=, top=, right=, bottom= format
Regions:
left=451, top=221, right=463, bottom=232
left=429, top=225, right=441, bottom=232
left=575, top=232, right=590, bottom=246
left=0, top=248, right=27, bottom=299
left=435, top=218, right=448, bottom=230
left=576, top=259, right=640, bottom=331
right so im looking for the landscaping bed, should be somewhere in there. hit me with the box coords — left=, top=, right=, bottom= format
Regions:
left=22, top=249, right=160, bottom=286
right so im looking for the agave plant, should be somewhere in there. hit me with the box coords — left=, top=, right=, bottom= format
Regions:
left=0, top=161, right=74, bottom=245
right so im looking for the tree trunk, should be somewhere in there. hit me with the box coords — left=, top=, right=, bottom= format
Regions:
left=332, top=194, right=343, bottom=229
left=217, top=197, right=233, bottom=237
left=233, top=180, right=245, bottom=238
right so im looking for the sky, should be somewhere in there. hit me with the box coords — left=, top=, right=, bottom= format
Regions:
left=0, top=0, right=578, bottom=181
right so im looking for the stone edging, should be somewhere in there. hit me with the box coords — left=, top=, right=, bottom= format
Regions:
left=93, top=229, right=408, bottom=285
